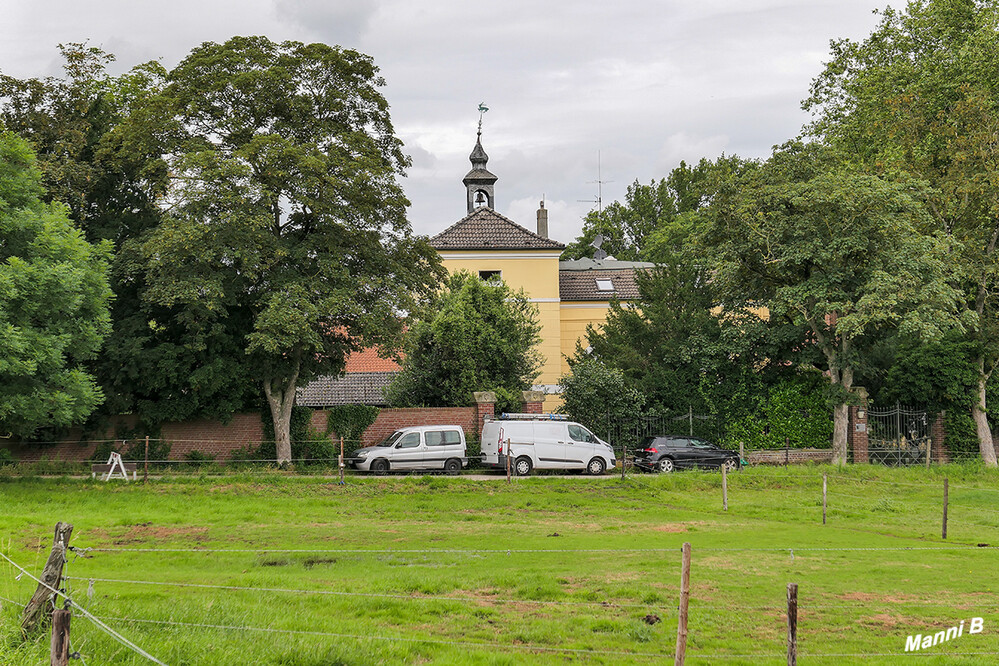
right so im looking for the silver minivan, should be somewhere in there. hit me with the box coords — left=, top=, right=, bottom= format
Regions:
left=349, top=425, right=467, bottom=474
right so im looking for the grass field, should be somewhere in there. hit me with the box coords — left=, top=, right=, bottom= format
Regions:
left=1, top=464, right=998, bottom=664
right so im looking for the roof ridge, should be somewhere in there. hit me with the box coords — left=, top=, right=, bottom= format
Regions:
left=430, top=207, right=565, bottom=250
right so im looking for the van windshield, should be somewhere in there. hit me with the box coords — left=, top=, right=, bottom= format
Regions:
left=374, top=431, right=404, bottom=447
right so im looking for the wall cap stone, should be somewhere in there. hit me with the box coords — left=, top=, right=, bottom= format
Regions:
left=521, top=391, right=546, bottom=404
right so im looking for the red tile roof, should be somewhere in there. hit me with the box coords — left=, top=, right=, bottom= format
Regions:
left=344, top=347, right=402, bottom=373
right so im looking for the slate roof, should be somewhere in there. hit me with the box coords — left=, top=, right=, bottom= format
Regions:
left=430, top=207, right=565, bottom=251
left=558, top=258, right=654, bottom=301
left=296, top=372, right=397, bottom=407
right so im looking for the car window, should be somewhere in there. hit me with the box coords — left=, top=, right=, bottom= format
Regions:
left=568, top=424, right=597, bottom=443
left=425, top=430, right=461, bottom=447
left=672, top=438, right=692, bottom=448
left=395, top=432, right=421, bottom=449
left=375, top=431, right=403, bottom=447
left=689, top=439, right=714, bottom=449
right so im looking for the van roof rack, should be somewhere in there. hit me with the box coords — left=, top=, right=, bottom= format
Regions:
left=499, top=413, right=567, bottom=421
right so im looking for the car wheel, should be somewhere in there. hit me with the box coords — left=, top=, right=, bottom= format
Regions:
left=587, top=458, right=606, bottom=476
left=444, top=458, right=461, bottom=476
left=514, top=456, right=533, bottom=476
left=371, top=459, right=389, bottom=475
left=722, top=458, right=738, bottom=472
left=657, top=458, right=675, bottom=473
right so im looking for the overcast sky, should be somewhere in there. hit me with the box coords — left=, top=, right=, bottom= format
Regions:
left=0, top=0, right=888, bottom=243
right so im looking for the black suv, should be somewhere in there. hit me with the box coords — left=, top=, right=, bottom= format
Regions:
left=632, top=436, right=740, bottom=473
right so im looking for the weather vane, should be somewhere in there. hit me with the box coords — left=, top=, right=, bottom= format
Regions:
left=477, top=102, right=489, bottom=135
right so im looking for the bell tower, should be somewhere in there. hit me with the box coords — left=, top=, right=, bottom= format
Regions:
left=463, top=105, right=497, bottom=213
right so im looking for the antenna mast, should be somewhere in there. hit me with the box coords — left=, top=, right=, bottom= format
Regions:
left=578, top=151, right=613, bottom=218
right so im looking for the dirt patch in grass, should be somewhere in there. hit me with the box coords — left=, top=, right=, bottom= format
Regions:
left=650, top=521, right=705, bottom=533
left=87, top=524, right=210, bottom=545
left=838, top=591, right=922, bottom=605
left=856, top=612, right=926, bottom=629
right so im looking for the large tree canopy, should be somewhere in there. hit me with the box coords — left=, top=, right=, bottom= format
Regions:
left=804, top=0, right=999, bottom=464
left=697, top=143, right=965, bottom=463
left=1, top=44, right=260, bottom=428
left=0, top=131, right=112, bottom=437
left=387, top=271, right=542, bottom=410
left=133, top=37, right=442, bottom=463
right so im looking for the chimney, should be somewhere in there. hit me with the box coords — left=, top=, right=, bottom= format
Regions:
left=536, top=200, right=549, bottom=239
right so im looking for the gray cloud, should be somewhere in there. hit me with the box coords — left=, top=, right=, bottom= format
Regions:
left=0, top=0, right=886, bottom=242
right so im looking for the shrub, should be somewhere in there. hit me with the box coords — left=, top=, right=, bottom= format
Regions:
left=725, top=375, right=832, bottom=450
left=325, top=405, right=379, bottom=447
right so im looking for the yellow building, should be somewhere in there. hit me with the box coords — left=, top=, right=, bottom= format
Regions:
left=429, top=131, right=651, bottom=406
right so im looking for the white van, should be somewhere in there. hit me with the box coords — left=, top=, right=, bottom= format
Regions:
left=349, top=425, right=467, bottom=474
left=480, top=415, right=615, bottom=476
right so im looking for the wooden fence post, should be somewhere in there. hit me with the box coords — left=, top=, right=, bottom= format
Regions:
left=50, top=608, right=71, bottom=666
left=21, top=522, right=73, bottom=635
left=822, top=475, right=827, bottom=525
left=739, top=440, right=744, bottom=462
left=722, top=464, right=728, bottom=511
left=942, top=477, right=948, bottom=539
left=339, top=437, right=345, bottom=485
left=675, top=542, right=691, bottom=666
left=506, top=439, right=511, bottom=483
left=787, top=583, right=798, bottom=666
left=144, top=435, right=149, bottom=483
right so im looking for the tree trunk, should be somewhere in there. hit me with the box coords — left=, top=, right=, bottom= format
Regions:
left=262, top=365, right=300, bottom=466
left=831, top=402, right=849, bottom=466
left=972, top=361, right=998, bottom=467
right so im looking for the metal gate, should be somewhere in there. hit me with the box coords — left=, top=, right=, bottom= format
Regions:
left=866, top=403, right=931, bottom=466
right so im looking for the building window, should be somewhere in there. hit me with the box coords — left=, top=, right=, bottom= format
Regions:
left=595, top=279, right=614, bottom=291
left=479, top=270, right=502, bottom=282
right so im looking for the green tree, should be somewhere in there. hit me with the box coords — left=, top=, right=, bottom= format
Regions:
left=387, top=272, right=542, bottom=408
left=804, top=0, right=999, bottom=465
left=698, top=143, right=965, bottom=464
left=135, top=37, right=442, bottom=463
left=561, top=160, right=716, bottom=262
left=0, top=43, right=167, bottom=246
left=557, top=357, right=645, bottom=437
left=0, top=45, right=255, bottom=427
left=576, top=253, right=802, bottom=433
left=0, top=131, right=112, bottom=437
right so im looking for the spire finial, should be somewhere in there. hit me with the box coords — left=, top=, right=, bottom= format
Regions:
left=477, top=102, right=489, bottom=136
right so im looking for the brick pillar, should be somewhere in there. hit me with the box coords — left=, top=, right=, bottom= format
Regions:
left=849, top=387, right=869, bottom=464
left=930, top=412, right=949, bottom=463
left=473, top=391, right=496, bottom=432
left=521, top=390, right=545, bottom=414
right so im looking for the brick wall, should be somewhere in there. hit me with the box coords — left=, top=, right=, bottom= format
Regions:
left=8, top=407, right=487, bottom=463
left=930, top=413, right=950, bottom=463
left=161, top=413, right=265, bottom=459
left=351, top=407, right=478, bottom=448
left=848, top=404, right=869, bottom=463
left=10, top=413, right=266, bottom=463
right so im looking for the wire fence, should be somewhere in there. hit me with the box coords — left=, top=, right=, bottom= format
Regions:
left=5, top=538, right=998, bottom=664
left=4, top=463, right=999, bottom=664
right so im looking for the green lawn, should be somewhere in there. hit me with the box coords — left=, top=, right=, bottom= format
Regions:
left=1, top=465, right=998, bottom=664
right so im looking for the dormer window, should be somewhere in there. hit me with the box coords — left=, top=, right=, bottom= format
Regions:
left=596, top=279, right=614, bottom=292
